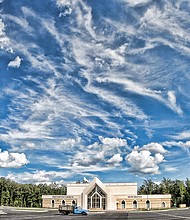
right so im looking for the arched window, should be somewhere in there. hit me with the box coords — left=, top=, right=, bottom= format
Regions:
left=62, top=200, right=65, bottom=206
left=146, top=200, right=150, bottom=210
left=72, top=200, right=76, bottom=205
left=92, top=193, right=100, bottom=208
left=133, top=200, right=137, bottom=209
left=116, top=202, right=119, bottom=210
left=162, top=202, right=165, bottom=208
left=121, top=200, right=126, bottom=209
left=52, top=200, right=55, bottom=208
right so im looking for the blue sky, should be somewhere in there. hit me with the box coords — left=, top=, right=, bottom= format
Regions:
left=0, top=0, right=190, bottom=185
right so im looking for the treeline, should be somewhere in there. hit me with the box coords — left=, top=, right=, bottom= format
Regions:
left=0, top=177, right=66, bottom=207
left=1, top=176, right=190, bottom=208
left=138, top=177, right=190, bottom=207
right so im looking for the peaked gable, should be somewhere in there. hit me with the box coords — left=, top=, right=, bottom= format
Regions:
left=82, top=177, right=109, bottom=195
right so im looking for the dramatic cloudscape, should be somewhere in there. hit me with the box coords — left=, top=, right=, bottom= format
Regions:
left=0, top=0, right=190, bottom=185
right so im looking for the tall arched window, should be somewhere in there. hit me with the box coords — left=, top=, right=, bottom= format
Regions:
left=133, top=200, right=137, bottom=209
left=121, top=200, right=126, bottom=209
left=62, top=200, right=65, bottom=206
left=146, top=200, right=150, bottom=210
left=162, top=202, right=165, bottom=208
left=72, top=200, right=76, bottom=206
left=52, top=200, right=55, bottom=208
left=116, top=202, right=119, bottom=210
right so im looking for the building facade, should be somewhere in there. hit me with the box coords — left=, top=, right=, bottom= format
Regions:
left=42, top=177, right=171, bottom=210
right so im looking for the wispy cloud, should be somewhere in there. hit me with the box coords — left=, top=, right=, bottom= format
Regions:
left=167, top=91, right=182, bottom=115
left=84, top=85, right=148, bottom=120
left=0, top=0, right=190, bottom=183
left=0, top=18, right=11, bottom=51
left=6, top=168, right=96, bottom=184
left=123, top=0, right=150, bottom=7
left=97, top=76, right=183, bottom=115
left=164, top=165, right=178, bottom=173
left=6, top=170, right=71, bottom=184
left=139, top=2, right=190, bottom=56
left=163, top=140, right=190, bottom=150
left=168, top=130, right=190, bottom=140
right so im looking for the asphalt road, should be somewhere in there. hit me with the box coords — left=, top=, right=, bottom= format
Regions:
left=1, top=207, right=190, bottom=220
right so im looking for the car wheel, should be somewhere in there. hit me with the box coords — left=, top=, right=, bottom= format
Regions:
left=82, top=212, right=87, bottom=215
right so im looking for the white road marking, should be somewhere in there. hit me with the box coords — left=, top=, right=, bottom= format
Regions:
left=157, top=212, right=190, bottom=219
left=0, top=210, right=7, bottom=215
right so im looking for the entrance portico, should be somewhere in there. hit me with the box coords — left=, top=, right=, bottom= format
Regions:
left=81, top=177, right=109, bottom=210
left=87, top=184, right=106, bottom=209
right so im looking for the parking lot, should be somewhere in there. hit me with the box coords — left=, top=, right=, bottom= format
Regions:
left=1, top=207, right=190, bottom=220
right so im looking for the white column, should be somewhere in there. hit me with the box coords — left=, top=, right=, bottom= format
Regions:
left=83, top=194, right=88, bottom=209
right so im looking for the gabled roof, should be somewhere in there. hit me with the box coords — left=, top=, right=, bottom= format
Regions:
left=82, top=177, right=110, bottom=195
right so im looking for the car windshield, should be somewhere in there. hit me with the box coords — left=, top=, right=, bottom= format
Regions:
left=76, top=206, right=81, bottom=209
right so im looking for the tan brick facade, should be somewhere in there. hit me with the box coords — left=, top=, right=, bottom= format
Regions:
left=116, top=195, right=171, bottom=210
left=42, top=195, right=80, bottom=209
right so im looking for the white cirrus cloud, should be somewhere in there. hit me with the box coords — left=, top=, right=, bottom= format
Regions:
left=126, top=149, right=164, bottom=174
left=169, top=130, right=190, bottom=140
left=0, top=19, right=5, bottom=36
left=167, top=91, right=182, bottom=115
left=164, top=165, right=178, bottom=173
left=6, top=169, right=96, bottom=184
left=60, top=137, right=82, bottom=149
left=56, top=0, right=73, bottom=7
left=0, top=149, right=29, bottom=168
left=59, top=7, right=72, bottom=17
left=8, top=56, right=22, bottom=68
left=6, top=170, right=71, bottom=184
left=0, top=18, right=10, bottom=50
left=123, top=0, right=150, bottom=7
left=139, top=2, right=190, bottom=55
left=97, top=76, right=183, bottom=115
left=163, top=140, right=190, bottom=150
left=83, top=85, right=148, bottom=120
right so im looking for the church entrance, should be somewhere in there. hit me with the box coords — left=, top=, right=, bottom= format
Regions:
left=87, top=184, right=107, bottom=210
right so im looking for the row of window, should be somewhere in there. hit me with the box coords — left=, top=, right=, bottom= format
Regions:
left=117, top=200, right=166, bottom=209
left=51, top=199, right=166, bottom=209
left=51, top=200, right=76, bottom=208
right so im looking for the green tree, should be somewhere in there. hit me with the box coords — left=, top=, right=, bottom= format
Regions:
left=171, top=180, right=186, bottom=206
left=0, top=177, right=66, bottom=207
left=159, top=177, right=173, bottom=194
left=138, top=179, right=158, bottom=195
left=185, top=178, right=190, bottom=206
